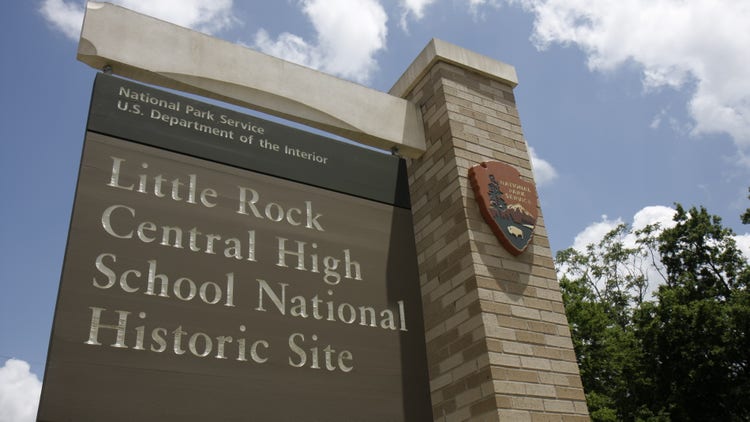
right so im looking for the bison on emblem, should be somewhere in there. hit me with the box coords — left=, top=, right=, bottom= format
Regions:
left=507, top=225, right=524, bottom=238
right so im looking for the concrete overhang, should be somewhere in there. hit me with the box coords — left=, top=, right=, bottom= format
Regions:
left=77, top=2, right=427, bottom=157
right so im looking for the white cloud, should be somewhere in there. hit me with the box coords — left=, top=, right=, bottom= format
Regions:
left=39, top=0, right=84, bottom=40
left=254, top=30, right=322, bottom=71
left=399, top=0, right=501, bottom=29
left=631, top=205, right=677, bottom=233
left=571, top=206, right=750, bottom=263
left=650, top=110, right=664, bottom=130
left=564, top=207, right=750, bottom=298
left=735, top=233, right=750, bottom=261
left=116, top=0, right=235, bottom=34
left=528, top=146, right=558, bottom=186
left=571, top=206, right=677, bottom=252
left=501, top=0, right=750, bottom=164
left=40, top=0, right=236, bottom=41
left=254, top=0, right=388, bottom=84
left=398, top=0, right=436, bottom=31
left=565, top=206, right=676, bottom=298
left=464, top=0, right=502, bottom=19
left=0, top=359, right=42, bottom=422
left=650, top=107, right=691, bottom=135
left=571, top=214, right=623, bottom=252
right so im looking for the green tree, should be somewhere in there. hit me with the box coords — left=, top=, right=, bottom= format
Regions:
left=557, top=205, right=750, bottom=421
left=742, top=187, right=750, bottom=224
left=557, top=224, right=658, bottom=420
left=641, top=205, right=750, bottom=420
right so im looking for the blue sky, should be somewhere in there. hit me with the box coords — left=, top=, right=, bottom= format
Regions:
left=2, top=1, right=749, bottom=419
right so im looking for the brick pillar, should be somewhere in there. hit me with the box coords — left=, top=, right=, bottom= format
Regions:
left=391, top=40, right=589, bottom=421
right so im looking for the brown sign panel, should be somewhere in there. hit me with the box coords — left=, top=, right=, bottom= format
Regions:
left=469, top=161, right=538, bottom=255
left=39, top=78, right=431, bottom=420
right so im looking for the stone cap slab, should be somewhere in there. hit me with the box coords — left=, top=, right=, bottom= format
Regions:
left=78, top=2, right=427, bottom=157
left=389, top=38, right=518, bottom=98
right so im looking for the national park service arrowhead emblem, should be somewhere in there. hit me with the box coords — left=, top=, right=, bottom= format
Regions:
left=469, top=162, right=538, bottom=256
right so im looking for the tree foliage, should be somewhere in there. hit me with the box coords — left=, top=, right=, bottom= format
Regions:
left=557, top=204, right=750, bottom=421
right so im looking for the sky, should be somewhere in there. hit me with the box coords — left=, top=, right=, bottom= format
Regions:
left=2, top=0, right=750, bottom=420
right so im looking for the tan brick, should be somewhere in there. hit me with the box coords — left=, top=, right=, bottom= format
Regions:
left=531, top=346, right=564, bottom=360
left=456, top=315, right=483, bottom=340
left=425, top=322, right=446, bottom=342
left=488, top=352, right=520, bottom=368
left=493, top=380, right=526, bottom=395
left=497, top=409, right=531, bottom=422
left=516, top=330, right=546, bottom=345
left=444, top=308, right=471, bottom=331
left=439, top=352, right=466, bottom=373
left=486, top=338, right=503, bottom=353
left=455, top=385, right=483, bottom=408
left=573, top=401, right=589, bottom=414
left=550, top=360, right=582, bottom=375
left=511, top=305, right=542, bottom=321
left=535, top=287, right=564, bottom=302
left=445, top=406, right=472, bottom=422
left=531, top=414, right=563, bottom=422
left=562, top=416, right=590, bottom=422
left=538, top=372, right=573, bottom=387
left=525, top=383, right=557, bottom=398
left=496, top=368, right=539, bottom=384
left=430, top=371, right=454, bottom=391
left=525, top=297, right=554, bottom=311
left=485, top=325, right=517, bottom=341
left=468, top=396, right=500, bottom=419
left=556, top=387, right=586, bottom=401
left=498, top=315, right=529, bottom=331
left=480, top=299, right=513, bottom=316
left=500, top=340, right=534, bottom=356
left=545, top=334, right=574, bottom=349
left=441, top=285, right=469, bottom=308
left=527, top=321, right=561, bottom=335
left=513, top=397, right=545, bottom=411
left=477, top=287, right=494, bottom=301
left=520, top=356, right=552, bottom=371
left=452, top=358, right=481, bottom=380
left=540, top=310, right=569, bottom=325
left=543, top=399, right=576, bottom=414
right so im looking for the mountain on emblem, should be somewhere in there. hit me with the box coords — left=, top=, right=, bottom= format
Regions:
left=469, top=161, right=539, bottom=256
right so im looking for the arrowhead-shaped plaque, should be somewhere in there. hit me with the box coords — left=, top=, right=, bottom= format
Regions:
left=469, top=161, right=539, bottom=256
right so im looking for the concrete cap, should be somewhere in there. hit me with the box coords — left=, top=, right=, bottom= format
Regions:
left=78, top=2, right=427, bottom=157
left=390, top=39, right=518, bottom=98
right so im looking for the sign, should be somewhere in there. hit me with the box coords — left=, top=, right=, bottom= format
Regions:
left=38, top=74, right=432, bottom=421
left=469, top=161, right=538, bottom=255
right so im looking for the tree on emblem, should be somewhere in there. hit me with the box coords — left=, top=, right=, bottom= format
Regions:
left=487, top=175, right=506, bottom=217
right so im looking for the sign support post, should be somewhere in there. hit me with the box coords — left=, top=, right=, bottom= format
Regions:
left=390, top=40, right=589, bottom=421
